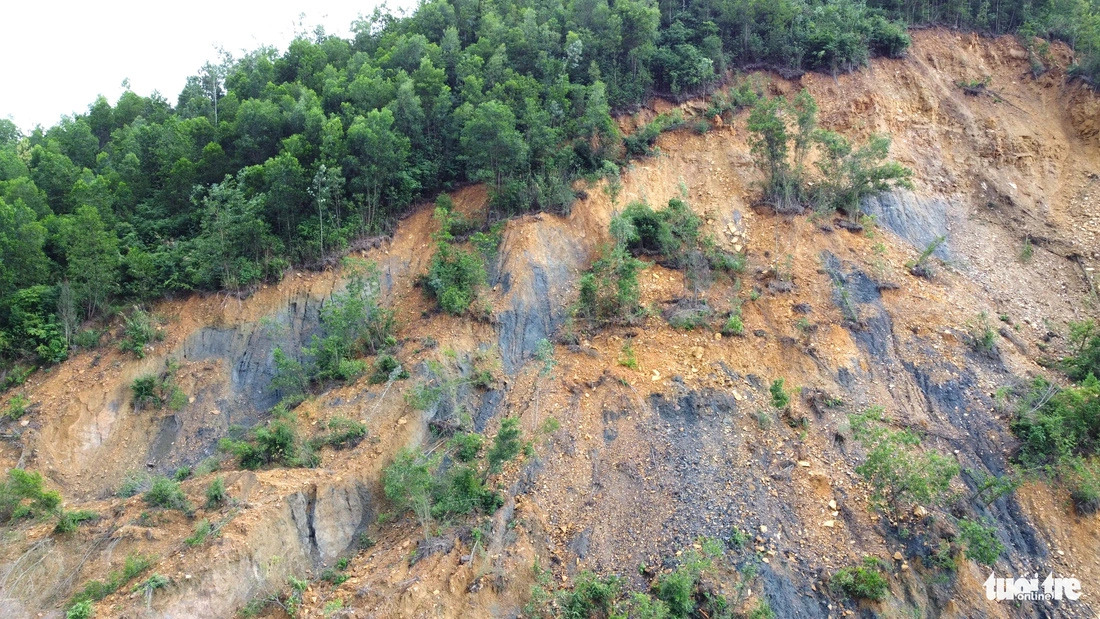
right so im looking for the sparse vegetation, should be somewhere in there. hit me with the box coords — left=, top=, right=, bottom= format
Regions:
left=0, top=468, right=61, bottom=523
left=66, top=600, right=94, bottom=619
left=53, top=509, right=98, bottom=534
left=770, top=378, right=790, bottom=410
left=130, top=362, right=186, bottom=411
left=144, top=476, right=191, bottom=513
left=577, top=244, right=647, bottom=327
left=424, top=207, right=487, bottom=316
left=220, top=404, right=317, bottom=470
left=383, top=418, right=524, bottom=537
left=4, top=393, right=29, bottom=420
left=205, top=476, right=227, bottom=508
left=849, top=407, right=959, bottom=517
left=957, top=518, right=1004, bottom=566
left=832, top=557, right=889, bottom=602
left=965, top=312, right=998, bottom=355
left=186, top=519, right=213, bottom=546
left=309, top=416, right=367, bottom=451
left=619, top=341, right=639, bottom=370
left=118, top=309, right=162, bottom=358
left=748, top=91, right=910, bottom=217
left=369, top=353, right=408, bottom=385
left=906, top=236, right=946, bottom=278
left=69, top=553, right=153, bottom=609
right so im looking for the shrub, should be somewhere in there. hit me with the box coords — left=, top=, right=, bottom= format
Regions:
left=965, top=312, right=998, bottom=355
left=54, top=509, right=98, bottom=534
left=220, top=405, right=307, bottom=469
left=1012, top=375, right=1100, bottom=467
left=0, top=468, right=61, bottom=523
left=832, top=557, right=889, bottom=601
left=382, top=448, right=435, bottom=533
left=557, top=571, right=621, bottom=619
left=957, top=518, right=1004, bottom=566
left=69, top=553, right=153, bottom=608
left=722, top=313, right=744, bottom=336
left=1063, top=457, right=1100, bottom=514
left=430, top=464, right=501, bottom=518
left=577, top=245, right=646, bottom=326
left=4, top=394, right=29, bottom=420
left=424, top=210, right=487, bottom=316
left=173, top=466, right=191, bottom=482
left=66, top=601, right=94, bottom=619
left=118, top=309, right=161, bottom=358
left=487, top=417, right=522, bottom=474
left=451, top=432, right=484, bottom=463
left=619, top=342, right=639, bottom=370
left=812, top=131, right=912, bottom=219
left=850, top=407, right=959, bottom=516
left=144, top=477, right=190, bottom=513
left=130, top=365, right=186, bottom=412
left=117, top=472, right=149, bottom=498
left=310, top=416, right=367, bottom=450
left=205, top=476, right=227, bottom=508
left=1065, top=321, right=1100, bottom=383
left=369, top=354, right=408, bottom=384
left=185, top=519, right=212, bottom=546
left=770, top=378, right=790, bottom=410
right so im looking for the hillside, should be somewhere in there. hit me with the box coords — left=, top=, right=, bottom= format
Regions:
left=2, top=29, right=1100, bottom=618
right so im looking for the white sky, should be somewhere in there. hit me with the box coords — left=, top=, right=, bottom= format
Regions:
left=1, top=0, right=417, bottom=132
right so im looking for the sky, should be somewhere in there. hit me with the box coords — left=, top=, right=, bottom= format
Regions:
left=1, top=0, right=416, bottom=132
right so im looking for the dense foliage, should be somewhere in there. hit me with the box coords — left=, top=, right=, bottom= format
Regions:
left=3, top=0, right=1100, bottom=377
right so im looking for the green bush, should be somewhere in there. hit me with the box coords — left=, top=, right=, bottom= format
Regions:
left=66, top=601, right=94, bottom=619
left=205, top=476, right=227, bottom=508
left=430, top=464, right=501, bottom=518
left=770, top=378, right=790, bottom=410
left=832, top=557, right=889, bottom=601
left=144, top=477, right=191, bottom=513
left=69, top=553, right=153, bottom=608
left=722, top=313, right=744, bottom=336
left=557, top=571, right=621, bottom=619
left=185, top=520, right=213, bottom=546
left=850, top=407, right=959, bottom=516
left=487, top=417, right=522, bottom=474
left=1066, top=321, right=1100, bottom=382
left=0, top=468, right=61, bottom=523
left=957, top=518, right=1004, bottom=566
left=220, top=405, right=316, bottom=469
left=450, top=432, right=484, bottom=463
left=1012, top=375, right=1100, bottom=467
left=4, top=393, right=29, bottom=420
left=424, top=241, right=486, bottom=316
left=54, top=509, right=98, bottom=534
left=118, top=309, right=161, bottom=358
left=1063, top=457, right=1100, bottom=514
left=369, top=354, right=408, bottom=384
left=310, top=416, right=367, bottom=450
left=577, top=245, right=646, bottom=326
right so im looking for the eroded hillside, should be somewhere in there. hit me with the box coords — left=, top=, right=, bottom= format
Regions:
left=2, top=30, right=1099, bottom=618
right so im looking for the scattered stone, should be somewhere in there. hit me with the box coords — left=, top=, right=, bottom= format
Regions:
left=823, top=520, right=835, bottom=528
left=893, top=552, right=903, bottom=561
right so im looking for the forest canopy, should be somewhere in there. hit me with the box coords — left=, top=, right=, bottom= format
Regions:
left=2, top=0, right=1100, bottom=371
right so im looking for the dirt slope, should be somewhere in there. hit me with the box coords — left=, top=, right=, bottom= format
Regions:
left=2, top=29, right=1099, bottom=618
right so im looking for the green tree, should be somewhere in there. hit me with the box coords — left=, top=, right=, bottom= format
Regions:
left=192, top=178, right=283, bottom=290
left=0, top=198, right=49, bottom=293
left=64, top=205, right=119, bottom=318
left=460, top=100, right=528, bottom=207
left=346, top=108, right=413, bottom=231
